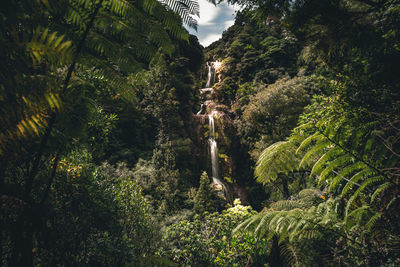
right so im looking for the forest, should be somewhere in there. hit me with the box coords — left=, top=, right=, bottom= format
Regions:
left=1, top=0, right=400, bottom=266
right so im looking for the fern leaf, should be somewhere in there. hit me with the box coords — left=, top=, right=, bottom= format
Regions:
left=345, top=176, right=384, bottom=215
left=299, top=139, right=331, bottom=169
left=318, top=154, right=353, bottom=185
left=364, top=212, right=381, bottom=233
left=341, top=169, right=375, bottom=196
left=370, top=182, right=390, bottom=203
left=280, top=242, right=300, bottom=267
left=311, top=146, right=342, bottom=176
left=255, top=140, right=299, bottom=185
left=296, top=132, right=322, bottom=155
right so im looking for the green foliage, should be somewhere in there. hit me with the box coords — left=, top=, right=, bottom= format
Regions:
left=236, top=192, right=340, bottom=265
left=161, top=199, right=268, bottom=266
left=193, top=171, right=212, bottom=214
left=0, top=0, right=196, bottom=156
left=255, top=141, right=299, bottom=185
left=256, top=95, right=399, bottom=212
left=230, top=0, right=400, bottom=112
left=204, top=1, right=400, bottom=265
left=252, top=94, right=400, bottom=265
left=237, top=76, right=313, bottom=160
left=0, top=0, right=202, bottom=265
left=205, top=10, right=303, bottom=104
left=151, top=133, right=182, bottom=214
left=3, top=151, right=159, bottom=266
left=3, top=0, right=400, bottom=265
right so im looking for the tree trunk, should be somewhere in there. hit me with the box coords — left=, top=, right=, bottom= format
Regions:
left=269, top=235, right=283, bottom=267
left=281, top=176, right=290, bottom=199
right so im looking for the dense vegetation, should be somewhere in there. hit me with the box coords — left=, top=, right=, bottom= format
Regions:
left=1, top=0, right=400, bottom=266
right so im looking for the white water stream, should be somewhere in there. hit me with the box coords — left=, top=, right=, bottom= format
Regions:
left=198, top=62, right=231, bottom=201
left=205, top=62, right=214, bottom=88
left=208, top=112, right=219, bottom=183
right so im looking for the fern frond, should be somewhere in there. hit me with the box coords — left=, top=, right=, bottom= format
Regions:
left=317, top=154, right=353, bottom=185
left=254, top=211, right=276, bottom=238
left=270, top=200, right=298, bottom=211
left=345, top=205, right=370, bottom=228
left=280, top=242, right=300, bottom=267
left=370, top=182, right=390, bottom=203
left=385, top=195, right=400, bottom=210
left=27, top=27, right=73, bottom=66
left=299, top=138, right=331, bottom=169
left=345, top=176, right=384, bottom=215
left=340, top=168, right=374, bottom=196
left=328, top=161, right=365, bottom=191
left=364, top=212, right=381, bottom=233
left=255, top=140, right=299, bottom=185
left=296, top=131, right=321, bottom=155
left=311, top=146, right=343, bottom=176
left=160, top=0, right=199, bottom=29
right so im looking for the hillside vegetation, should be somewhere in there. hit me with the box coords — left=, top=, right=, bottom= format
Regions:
left=1, top=0, right=400, bottom=266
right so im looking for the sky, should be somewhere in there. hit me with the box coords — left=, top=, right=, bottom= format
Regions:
left=188, top=0, right=241, bottom=47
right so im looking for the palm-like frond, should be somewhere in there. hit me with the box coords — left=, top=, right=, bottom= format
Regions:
left=252, top=99, right=399, bottom=258
left=280, top=242, right=300, bottom=267
left=235, top=189, right=331, bottom=240
left=0, top=0, right=199, bottom=155
left=256, top=105, right=397, bottom=216
left=27, top=27, right=73, bottom=66
left=255, top=140, right=300, bottom=185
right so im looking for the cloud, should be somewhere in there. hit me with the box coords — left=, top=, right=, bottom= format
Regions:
left=198, top=1, right=219, bottom=26
left=201, top=33, right=222, bottom=47
left=188, top=0, right=241, bottom=47
left=224, top=19, right=235, bottom=28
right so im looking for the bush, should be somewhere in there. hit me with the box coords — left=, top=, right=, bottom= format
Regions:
left=161, top=199, right=268, bottom=266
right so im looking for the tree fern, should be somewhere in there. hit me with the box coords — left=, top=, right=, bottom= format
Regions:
left=298, top=138, right=331, bottom=169
left=256, top=100, right=397, bottom=217
left=0, top=0, right=200, bottom=155
left=27, top=27, right=73, bottom=66
left=329, top=161, right=365, bottom=191
left=236, top=189, right=330, bottom=240
left=251, top=98, right=399, bottom=265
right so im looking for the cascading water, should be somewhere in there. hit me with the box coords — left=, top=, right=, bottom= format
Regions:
left=196, top=61, right=232, bottom=202
left=205, top=62, right=212, bottom=88
left=208, top=112, right=219, bottom=183
left=205, top=62, right=218, bottom=88
left=207, top=110, right=231, bottom=202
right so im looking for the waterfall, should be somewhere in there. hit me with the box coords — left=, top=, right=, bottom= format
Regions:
left=208, top=113, right=215, bottom=139
left=210, top=140, right=219, bottom=183
left=196, top=61, right=232, bottom=203
left=208, top=112, right=231, bottom=202
left=205, top=62, right=217, bottom=88
left=208, top=113, right=219, bottom=183
left=206, top=62, right=212, bottom=87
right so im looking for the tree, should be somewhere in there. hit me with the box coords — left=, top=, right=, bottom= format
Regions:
left=161, top=199, right=267, bottom=266
left=251, top=95, right=400, bottom=265
left=227, top=0, right=400, bottom=112
left=237, top=76, right=313, bottom=160
left=193, top=171, right=212, bottom=214
left=0, top=0, right=200, bottom=265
